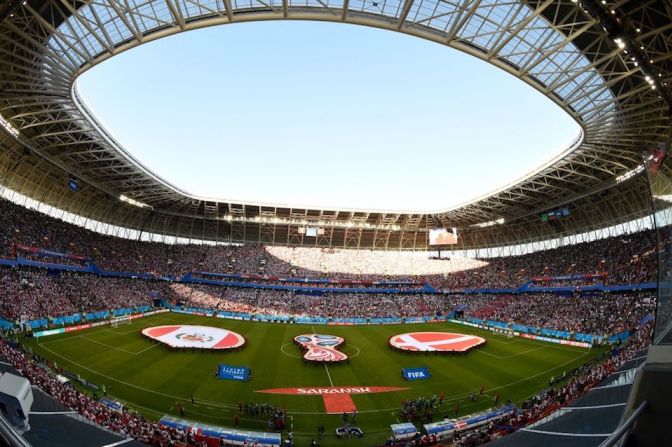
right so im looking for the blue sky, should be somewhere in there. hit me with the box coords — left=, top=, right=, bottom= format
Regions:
left=77, top=21, right=580, bottom=212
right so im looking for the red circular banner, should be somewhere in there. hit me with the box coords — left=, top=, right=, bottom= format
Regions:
left=389, top=332, right=485, bottom=353
left=142, top=325, right=246, bottom=350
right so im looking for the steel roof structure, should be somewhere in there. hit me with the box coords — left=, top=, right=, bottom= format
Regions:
left=0, top=0, right=670, bottom=249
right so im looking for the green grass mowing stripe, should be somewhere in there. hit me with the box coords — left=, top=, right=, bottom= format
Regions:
left=25, top=313, right=604, bottom=447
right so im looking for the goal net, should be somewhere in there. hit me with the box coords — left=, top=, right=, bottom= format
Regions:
left=491, top=326, right=515, bottom=338
left=111, top=315, right=132, bottom=328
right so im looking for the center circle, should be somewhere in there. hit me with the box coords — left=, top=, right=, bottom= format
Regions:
left=280, top=342, right=360, bottom=359
left=280, top=343, right=302, bottom=359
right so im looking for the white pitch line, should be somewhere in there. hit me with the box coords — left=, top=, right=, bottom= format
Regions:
left=45, top=329, right=156, bottom=356
left=134, top=343, right=160, bottom=355
left=323, top=363, right=334, bottom=387
left=102, top=326, right=143, bottom=336
left=311, top=324, right=335, bottom=387
left=474, top=349, right=502, bottom=359
left=280, top=343, right=302, bottom=359
left=34, top=322, right=591, bottom=417
left=476, top=328, right=588, bottom=352
left=73, top=335, right=138, bottom=355
left=39, top=337, right=72, bottom=345
left=500, top=346, right=545, bottom=359
left=473, top=346, right=544, bottom=360
left=36, top=342, right=236, bottom=411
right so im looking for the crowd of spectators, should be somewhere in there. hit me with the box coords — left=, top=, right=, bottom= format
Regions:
left=169, top=284, right=446, bottom=319
left=188, top=272, right=427, bottom=290
left=450, top=323, right=652, bottom=446
left=0, top=268, right=154, bottom=321
left=0, top=339, right=197, bottom=446
left=0, top=322, right=652, bottom=447
left=0, top=198, right=659, bottom=289
left=432, top=230, right=658, bottom=290
left=0, top=198, right=662, bottom=447
left=455, top=293, right=655, bottom=336
left=262, top=246, right=488, bottom=279
left=0, top=265, right=653, bottom=337
left=170, top=283, right=653, bottom=336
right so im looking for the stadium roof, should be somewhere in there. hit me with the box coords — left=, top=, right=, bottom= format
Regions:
left=0, top=0, right=670, bottom=249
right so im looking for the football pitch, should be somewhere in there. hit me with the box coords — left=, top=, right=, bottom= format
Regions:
left=25, top=312, right=605, bottom=446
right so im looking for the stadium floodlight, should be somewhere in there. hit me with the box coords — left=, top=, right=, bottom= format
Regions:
left=221, top=214, right=403, bottom=232
left=119, top=194, right=152, bottom=209
left=615, top=165, right=644, bottom=184
left=613, top=38, right=626, bottom=49
left=0, top=113, right=19, bottom=138
left=471, top=218, right=505, bottom=228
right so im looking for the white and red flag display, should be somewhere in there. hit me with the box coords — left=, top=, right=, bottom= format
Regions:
left=142, top=325, right=245, bottom=350
left=389, top=332, right=485, bottom=352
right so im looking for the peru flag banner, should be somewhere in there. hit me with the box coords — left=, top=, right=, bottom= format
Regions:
left=142, top=325, right=245, bottom=350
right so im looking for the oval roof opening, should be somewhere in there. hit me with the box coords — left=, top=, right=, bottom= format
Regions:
left=76, top=21, right=581, bottom=212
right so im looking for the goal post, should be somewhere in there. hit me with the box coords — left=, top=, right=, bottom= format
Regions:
left=111, top=315, right=132, bottom=328
left=490, top=326, right=515, bottom=338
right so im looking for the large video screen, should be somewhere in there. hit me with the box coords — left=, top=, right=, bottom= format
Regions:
left=429, top=228, right=457, bottom=246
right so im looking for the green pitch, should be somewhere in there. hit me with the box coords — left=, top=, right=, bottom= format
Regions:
left=24, top=312, right=605, bottom=446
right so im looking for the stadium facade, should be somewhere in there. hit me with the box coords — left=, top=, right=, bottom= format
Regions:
left=0, top=0, right=670, bottom=251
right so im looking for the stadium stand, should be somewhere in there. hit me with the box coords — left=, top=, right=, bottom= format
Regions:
left=0, top=324, right=652, bottom=447
left=0, top=342, right=185, bottom=446
left=0, top=192, right=658, bottom=338
left=489, top=328, right=651, bottom=447
left=0, top=266, right=654, bottom=340
left=0, top=269, right=154, bottom=322
left=1, top=0, right=670, bottom=443
left=0, top=198, right=659, bottom=288
left=0, top=198, right=659, bottom=446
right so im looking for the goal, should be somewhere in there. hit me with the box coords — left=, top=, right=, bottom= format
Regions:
left=491, top=326, right=515, bottom=339
left=111, top=315, right=132, bottom=328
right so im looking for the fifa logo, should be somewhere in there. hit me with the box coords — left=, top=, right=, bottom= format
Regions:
left=294, top=334, right=348, bottom=363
